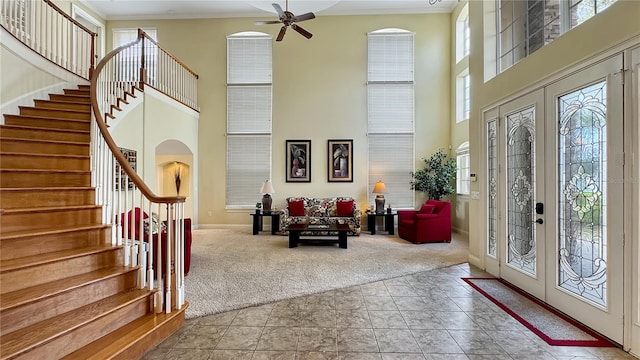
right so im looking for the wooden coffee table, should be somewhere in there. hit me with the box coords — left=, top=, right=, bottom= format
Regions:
left=287, top=223, right=350, bottom=249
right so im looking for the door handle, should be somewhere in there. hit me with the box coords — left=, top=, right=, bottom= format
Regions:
left=534, top=218, right=543, bottom=224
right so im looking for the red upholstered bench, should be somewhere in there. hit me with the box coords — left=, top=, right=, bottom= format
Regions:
left=121, top=208, right=192, bottom=275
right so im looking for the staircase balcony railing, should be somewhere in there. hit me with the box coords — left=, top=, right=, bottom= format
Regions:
left=91, top=29, right=199, bottom=314
left=0, top=0, right=96, bottom=79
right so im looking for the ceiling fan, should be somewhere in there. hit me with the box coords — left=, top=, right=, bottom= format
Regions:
left=255, top=0, right=316, bottom=41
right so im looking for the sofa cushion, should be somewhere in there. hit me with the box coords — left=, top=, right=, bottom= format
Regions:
left=419, top=203, right=436, bottom=214
left=288, top=199, right=305, bottom=216
left=336, top=200, right=354, bottom=216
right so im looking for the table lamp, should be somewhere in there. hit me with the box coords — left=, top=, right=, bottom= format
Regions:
left=372, top=180, right=387, bottom=214
left=260, top=180, right=275, bottom=212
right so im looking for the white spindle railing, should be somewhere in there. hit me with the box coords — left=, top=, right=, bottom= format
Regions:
left=139, top=31, right=199, bottom=111
left=0, top=0, right=95, bottom=79
left=3, top=0, right=195, bottom=312
left=89, top=29, right=197, bottom=313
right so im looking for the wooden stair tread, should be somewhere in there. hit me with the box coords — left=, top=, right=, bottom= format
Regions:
left=0, top=244, right=121, bottom=273
left=0, top=124, right=90, bottom=135
left=0, top=223, right=109, bottom=240
left=1, top=186, right=94, bottom=192
left=62, top=304, right=187, bottom=360
left=0, top=168, right=90, bottom=174
left=5, top=114, right=90, bottom=123
left=0, top=152, right=89, bottom=159
left=0, top=266, right=139, bottom=311
left=1, top=204, right=100, bottom=214
left=0, top=137, right=89, bottom=146
left=19, top=106, right=90, bottom=115
left=0, top=289, right=151, bottom=359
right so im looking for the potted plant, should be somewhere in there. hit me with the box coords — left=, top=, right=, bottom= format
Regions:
left=410, top=148, right=457, bottom=200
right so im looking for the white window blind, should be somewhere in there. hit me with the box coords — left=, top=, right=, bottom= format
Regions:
left=367, top=84, right=414, bottom=133
left=227, top=85, right=272, bottom=133
left=226, top=135, right=272, bottom=206
left=226, top=33, right=272, bottom=208
left=368, top=134, right=415, bottom=209
left=367, top=29, right=415, bottom=209
left=112, top=28, right=157, bottom=48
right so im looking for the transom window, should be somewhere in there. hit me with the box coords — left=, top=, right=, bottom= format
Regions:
left=498, top=0, right=617, bottom=72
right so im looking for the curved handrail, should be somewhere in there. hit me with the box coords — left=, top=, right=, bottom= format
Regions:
left=90, top=38, right=186, bottom=204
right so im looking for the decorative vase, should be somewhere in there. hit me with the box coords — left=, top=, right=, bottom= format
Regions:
left=175, top=177, right=181, bottom=195
left=340, top=158, right=347, bottom=177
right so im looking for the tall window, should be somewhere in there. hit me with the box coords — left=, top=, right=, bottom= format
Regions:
left=456, top=142, right=470, bottom=195
left=498, top=0, right=617, bottom=72
left=226, top=32, right=272, bottom=208
left=367, top=29, right=415, bottom=209
left=112, top=28, right=158, bottom=82
left=456, top=72, right=470, bottom=122
left=456, top=5, right=471, bottom=124
left=456, top=4, right=470, bottom=63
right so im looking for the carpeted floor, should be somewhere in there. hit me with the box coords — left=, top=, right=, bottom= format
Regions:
left=185, top=227, right=468, bottom=319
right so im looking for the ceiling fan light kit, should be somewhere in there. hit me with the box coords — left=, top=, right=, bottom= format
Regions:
left=255, top=0, right=315, bottom=41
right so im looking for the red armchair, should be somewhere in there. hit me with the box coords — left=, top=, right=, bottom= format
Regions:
left=397, top=199, right=452, bottom=244
left=121, top=208, right=192, bottom=275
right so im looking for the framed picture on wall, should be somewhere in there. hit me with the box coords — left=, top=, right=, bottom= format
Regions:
left=286, top=140, right=311, bottom=182
left=328, top=139, right=353, bottom=182
left=115, top=147, right=137, bottom=190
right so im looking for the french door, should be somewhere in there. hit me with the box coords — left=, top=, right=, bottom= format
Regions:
left=485, top=54, right=624, bottom=343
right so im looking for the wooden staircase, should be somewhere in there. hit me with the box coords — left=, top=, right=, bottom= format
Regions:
left=0, top=85, right=185, bottom=359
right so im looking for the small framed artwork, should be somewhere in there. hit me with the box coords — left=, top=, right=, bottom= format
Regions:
left=328, top=139, right=353, bottom=182
left=286, top=140, right=311, bottom=182
left=115, top=147, right=137, bottom=190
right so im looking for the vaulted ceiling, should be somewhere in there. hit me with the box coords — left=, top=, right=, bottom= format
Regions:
left=79, top=0, right=458, bottom=20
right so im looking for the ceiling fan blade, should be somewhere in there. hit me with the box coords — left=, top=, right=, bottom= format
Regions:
left=293, top=12, right=315, bottom=22
left=255, top=20, right=282, bottom=25
left=291, top=24, right=312, bottom=39
left=272, top=3, right=286, bottom=19
left=276, top=26, right=287, bottom=41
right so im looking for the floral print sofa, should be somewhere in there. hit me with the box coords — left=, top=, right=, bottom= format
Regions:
left=280, top=197, right=361, bottom=236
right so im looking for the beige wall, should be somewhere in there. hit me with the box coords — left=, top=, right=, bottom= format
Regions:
left=467, top=1, right=640, bottom=264
left=106, top=13, right=452, bottom=226
left=109, top=88, right=199, bottom=220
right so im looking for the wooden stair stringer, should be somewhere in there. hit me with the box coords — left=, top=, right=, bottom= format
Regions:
left=0, top=84, right=184, bottom=360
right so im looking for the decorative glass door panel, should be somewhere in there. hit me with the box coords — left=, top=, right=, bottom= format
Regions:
left=506, top=107, right=536, bottom=276
left=487, top=119, right=498, bottom=259
left=545, top=54, right=623, bottom=343
left=557, top=81, right=608, bottom=307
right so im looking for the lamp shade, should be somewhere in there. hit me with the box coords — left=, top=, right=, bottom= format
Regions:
left=372, top=181, right=387, bottom=194
left=260, top=180, right=275, bottom=194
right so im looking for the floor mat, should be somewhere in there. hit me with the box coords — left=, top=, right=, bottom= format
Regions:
left=462, top=277, right=616, bottom=347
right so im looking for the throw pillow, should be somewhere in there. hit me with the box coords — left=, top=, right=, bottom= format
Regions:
left=336, top=200, right=354, bottom=217
left=289, top=199, right=305, bottom=216
left=419, top=203, right=436, bottom=214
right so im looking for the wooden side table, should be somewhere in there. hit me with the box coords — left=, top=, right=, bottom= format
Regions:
left=250, top=211, right=281, bottom=235
left=367, top=211, right=397, bottom=235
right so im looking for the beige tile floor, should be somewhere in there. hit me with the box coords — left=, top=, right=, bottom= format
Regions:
left=142, top=263, right=635, bottom=360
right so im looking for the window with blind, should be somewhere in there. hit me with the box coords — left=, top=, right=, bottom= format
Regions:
left=112, top=28, right=157, bottom=82
left=456, top=142, right=470, bottom=195
left=367, top=29, right=415, bottom=210
left=226, top=32, right=272, bottom=208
